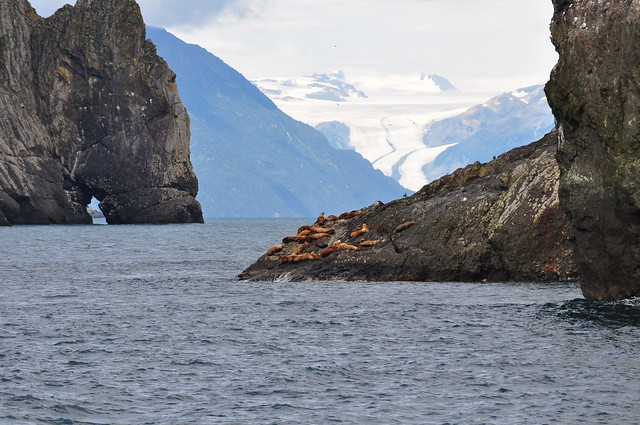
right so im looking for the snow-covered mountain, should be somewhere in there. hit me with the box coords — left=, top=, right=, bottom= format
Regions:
left=252, top=73, right=554, bottom=191
left=254, top=71, right=456, bottom=103
left=252, top=72, right=481, bottom=190
left=420, top=85, right=554, bottom=182
left=149, top=30, right=406, bottom=218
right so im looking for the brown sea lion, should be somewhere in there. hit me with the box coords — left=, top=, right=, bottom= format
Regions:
left=350, top=223, right=369, bottom=238
left=338, top=210, right=362, bottom=220
left=359, top=240, right=382, bottom=247
left=309, top=226, right=334, bottom=234
left=338, top=243, right=359, bottom=251
left=297, top=225, right=312, bottom=235
left=326, top=215, right=338, bottom=222
left=266, top=244, right=285, bottom=256
left=319, top=248, right=334, bottom=258
left=281, top=252, right=321, bottom=263
left=395, top=221, right=416, bottom=233
left=293, top=242, right=311, bottom=255
left=309, top=233, right=330, bottom=241
left=316, top=212, right=326, bottom=226
left=320, top=240, right=342, bottom=258
left=283, top=235, right=314, bottom=243
left=298, top=229, right=312, bottom=237
left=293, top=252, right=321, bottom=262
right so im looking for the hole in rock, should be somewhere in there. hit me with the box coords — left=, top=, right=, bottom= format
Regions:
left=87, top=196, right=106, bottom=225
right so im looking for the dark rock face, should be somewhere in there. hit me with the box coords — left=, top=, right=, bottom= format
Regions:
left=546, top=0, right=640, bottom=300
left=240, top=132, right=577, bottom=282
left=0, top=0, right=202, bottom=224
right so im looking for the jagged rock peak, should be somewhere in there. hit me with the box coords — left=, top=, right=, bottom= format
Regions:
left=0, top=0, right=203, bottom=225
left=546, top=0, right=640, bottom=300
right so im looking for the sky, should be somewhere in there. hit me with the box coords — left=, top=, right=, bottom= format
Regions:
left=29, top=0, right=558, bottom=94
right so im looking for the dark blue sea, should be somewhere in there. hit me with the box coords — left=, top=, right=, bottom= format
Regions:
left=1, top=219, right=640, bottom=425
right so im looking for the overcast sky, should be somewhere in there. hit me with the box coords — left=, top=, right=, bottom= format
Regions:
left=30, top=0, right=557, bottom=93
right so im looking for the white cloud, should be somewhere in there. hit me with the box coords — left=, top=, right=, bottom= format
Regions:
left=29, top=0, right=271, bottom=26
left=27, top=0, right=558, bottom=95
left=170, top=0, right=557, bottom=89
left=139, top=0, right=273, bottom=27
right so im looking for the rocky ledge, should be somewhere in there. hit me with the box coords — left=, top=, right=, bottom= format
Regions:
left=0, top=0, right=202, bottom=224
left=240, top=132, right=577, bottom=282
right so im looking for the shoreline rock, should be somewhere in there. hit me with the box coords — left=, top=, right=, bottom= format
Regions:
left=239, top=132, right=577, bottom=282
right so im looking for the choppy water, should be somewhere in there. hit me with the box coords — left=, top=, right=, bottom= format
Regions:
left=1, top=220, right=640, bottom=425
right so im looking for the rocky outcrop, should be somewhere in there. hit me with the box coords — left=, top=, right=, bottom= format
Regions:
left=240, top=132, right=577, bottom=282
left=0, top=0, right=202, bottom=224
left=546, top=0, right=640, bottom=300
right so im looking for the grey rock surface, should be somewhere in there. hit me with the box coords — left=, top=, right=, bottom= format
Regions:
left=0, top=0, right=202, bottom=224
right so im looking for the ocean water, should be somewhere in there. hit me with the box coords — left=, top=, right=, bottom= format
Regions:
left=1, top=219, right=640, bottom=425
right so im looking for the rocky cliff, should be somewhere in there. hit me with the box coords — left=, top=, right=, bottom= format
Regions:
left=240, top=132, right=577, bottom=282
left=0, top=0, right=202, bottom=225
left=546, top=0, right=640, bottom=300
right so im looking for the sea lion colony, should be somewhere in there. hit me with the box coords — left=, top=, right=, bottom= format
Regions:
left=265, top=210, right=415, bottom=264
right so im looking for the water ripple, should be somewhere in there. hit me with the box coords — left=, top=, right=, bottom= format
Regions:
left=1, top=222, right=638, bottom=424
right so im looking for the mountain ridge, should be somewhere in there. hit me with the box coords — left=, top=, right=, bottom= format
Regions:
left=251, top=71, right=554, bottom=191
left=148, top=27, right=406, bottom=218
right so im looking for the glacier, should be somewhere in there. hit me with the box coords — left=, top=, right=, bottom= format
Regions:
left=252, top=72, right=554, bottom=191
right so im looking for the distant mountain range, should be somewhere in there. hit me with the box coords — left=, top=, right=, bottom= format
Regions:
left=252, top=72, right=554, bottom=191
left=148, top=28, right=406, bottom=218
left=420, top=85, right=554, bottom=181
left=254, top=71, right=456, bottom=103
left=251, top=71, right=473, bottom=190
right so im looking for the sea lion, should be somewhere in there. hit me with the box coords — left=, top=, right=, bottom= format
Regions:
left=281, top=252, right=321, bottom=263
left=297, top=225, right=312, bottom=234
left=326, top=215, right=338, bottom=222
left=320, top=240, right=342, bottom=258
left=338, top=243, right=359, bottom=251
left=316, top=212, right=326, bottom=226
left=293, top=242, right=310, bottom=255
left=359, top=240, right=382, bottom=247
left=395, top=221, right=416, bottom=233
left=293, top=252, right=321, bottom=262
left=267, top=244, right=285, bottom=256
left=338, top=210, right=362, bottom=220
left=283, top=232, right=331, bottom=244
left=309, top=226, right=334, bottom=234
left=298, top=229, right=312, bottom=237
left=286, top=235, right=317, bottom=243
left=350, top=223, right=369, bottom=238
left=319, top=248, right=335, bottom=258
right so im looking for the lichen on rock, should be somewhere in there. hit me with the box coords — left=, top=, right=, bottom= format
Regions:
left=0, top=0, right=202, bottom=224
